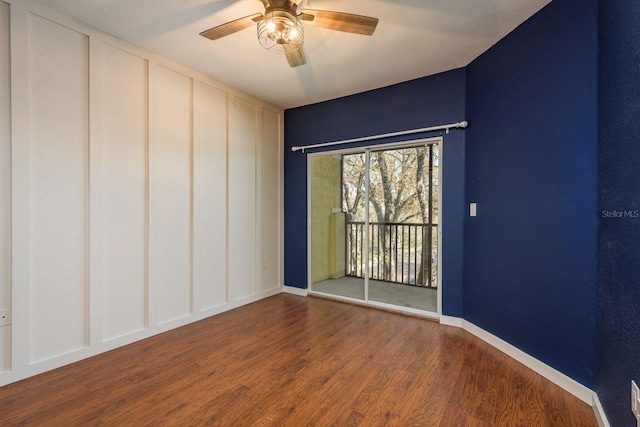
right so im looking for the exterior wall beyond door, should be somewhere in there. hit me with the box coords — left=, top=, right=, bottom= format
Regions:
left=311, top=155, right=345, bottom=283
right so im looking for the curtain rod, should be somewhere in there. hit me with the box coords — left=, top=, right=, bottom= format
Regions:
left=291, top=120, right=468, bottom=153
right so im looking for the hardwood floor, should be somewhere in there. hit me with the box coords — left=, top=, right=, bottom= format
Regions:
left=0, top=294, right=597, bottom=426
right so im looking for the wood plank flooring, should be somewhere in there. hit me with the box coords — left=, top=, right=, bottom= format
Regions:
left=0, top=294, right=597, bottom=426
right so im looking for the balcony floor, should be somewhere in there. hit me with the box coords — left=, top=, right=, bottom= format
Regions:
left=311, top=276, right=437, bottom=313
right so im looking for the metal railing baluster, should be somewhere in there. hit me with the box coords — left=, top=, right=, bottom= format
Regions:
left=345, top=221, right=437, bottom=288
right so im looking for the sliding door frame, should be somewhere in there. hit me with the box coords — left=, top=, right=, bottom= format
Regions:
left=306, top=136, right=443, bottom=318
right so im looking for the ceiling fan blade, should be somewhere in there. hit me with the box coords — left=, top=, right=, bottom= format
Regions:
left=300, top=10, right=378, bottom=35
left=286, top=47, right=306, bottom=67
left=200, top=13, right=263, bottom=41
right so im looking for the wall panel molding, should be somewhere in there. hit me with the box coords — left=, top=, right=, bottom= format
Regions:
left=261, top=107, right=282, bottom=292
left=98, top=42, right=149, bottom=342
left=228, top=96, right=258, bottom=302
left=88, top=37, right=104, bottom=347
left=1, top=0, right=283, bottom=386
left=147, top=60, right=159, bottom=330
left=193, top=81, right=228, bottom=311
left=155, top=66, right=193, bottom=324
left=27, top=12, right=90, bottom=363
left=9, top=0, right=31, bottom=372
left=0, top=0, right=11, bottom=372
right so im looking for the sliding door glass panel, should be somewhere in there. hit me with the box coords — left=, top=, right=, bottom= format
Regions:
left=367, top=145, right=439, bottom=312
left=310, top=153, right=364, bottom=300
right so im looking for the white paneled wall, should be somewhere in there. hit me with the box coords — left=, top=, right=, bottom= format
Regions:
left=155, top=66, right=193, bottom=324
left=229, top=97, right=258, bottom=302
left=99, top=44, right=148, bottom=341
left=1, top=0, right=282, bottom=385
left=193, top=82, right=228, bottom=311
left=0, top=0, right=10, bottom=372
left=27, top=14, right=89, bottom=363
left=261, top=108, right=281, bottom=292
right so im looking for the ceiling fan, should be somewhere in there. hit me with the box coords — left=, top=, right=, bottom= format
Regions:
left=199, top=0, right=379, bottom=67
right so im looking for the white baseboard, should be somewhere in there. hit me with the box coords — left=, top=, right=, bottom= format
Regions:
left=440, top=316, right=607, bottom=426
left=461, top=319, right=593, bottom=403
left=261, top=286, right=284, bottom=298
left=283, top=285, right=308, bottom=296
left=592, top=392, right=611, bottom=427
left=281, top=296, right=609, bottom=425
left=439, top=315, right=462, bottom=327
left=0, top=290, right=279, bottom=388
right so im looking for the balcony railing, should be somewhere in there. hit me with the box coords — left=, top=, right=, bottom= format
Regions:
left=346, top=221, right=438, bottom=288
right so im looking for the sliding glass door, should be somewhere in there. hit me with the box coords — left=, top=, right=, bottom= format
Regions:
left=309, top=138, right=441, bottom=316
left=310, top=152, right=365, bottom=301
left=366, top=145, right=438, bottom=312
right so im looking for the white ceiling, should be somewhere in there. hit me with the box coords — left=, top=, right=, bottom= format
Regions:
left=34, top=0, right=552, bottom=109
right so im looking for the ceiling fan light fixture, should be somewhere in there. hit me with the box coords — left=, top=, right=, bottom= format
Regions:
left=200, top=1, right=378, bottom=68
left=257, top=10, right=303, bottom=54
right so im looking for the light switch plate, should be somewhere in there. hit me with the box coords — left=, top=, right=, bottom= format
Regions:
left=470, top=203, right=477, bottom=217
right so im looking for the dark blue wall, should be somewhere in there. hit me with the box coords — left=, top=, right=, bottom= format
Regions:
left=597, top=1, right=640, bottom=425
left=464, top=0, right=598, bottom=389
left=284, top=0, right=611, bottom=405
left=284, top=69, right=466, bottom=316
